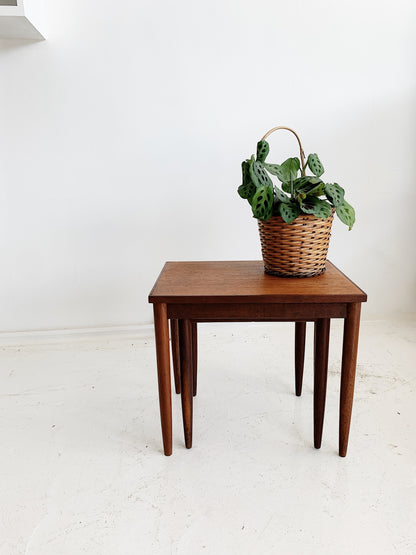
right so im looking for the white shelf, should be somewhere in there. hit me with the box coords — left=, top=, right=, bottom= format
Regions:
left=0, top=0, right=44, bottom=39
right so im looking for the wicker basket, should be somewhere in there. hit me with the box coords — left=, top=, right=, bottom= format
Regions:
left=256, top=126, right=335, bottom=278
left=258, top=209, right=335, bottom=277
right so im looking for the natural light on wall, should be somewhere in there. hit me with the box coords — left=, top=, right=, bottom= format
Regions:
left=0, top=0, right=415, bottom=331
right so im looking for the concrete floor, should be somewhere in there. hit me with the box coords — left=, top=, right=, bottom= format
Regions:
left=0, top=318, right=415, bottom=555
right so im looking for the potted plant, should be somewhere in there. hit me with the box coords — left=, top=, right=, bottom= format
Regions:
left=238, top=126, right=355, bottom=277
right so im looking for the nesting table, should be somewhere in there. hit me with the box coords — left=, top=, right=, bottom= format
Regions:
left=148, top=260, right=367, bottom=457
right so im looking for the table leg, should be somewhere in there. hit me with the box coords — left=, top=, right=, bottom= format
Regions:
left=192, top=322, right=198, bottom=397
left=295, top=322, right=306, bottom=396
left=170, top=319, right=181, bottom=394
left=179, top=319, right=193, bottom=448
left=339, top=303, right=361, bottom=457
left=314, top=318, right=330, bottom=449
left=153, top=303, right=172, bottom=456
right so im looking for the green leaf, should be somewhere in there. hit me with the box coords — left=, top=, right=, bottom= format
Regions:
left=283, top=176, right=324, bottom=197
left=278, top=202, right=301, bottom=223
left=249, top=161, right=273, bottom=189
left=307, top=154, right=324, bottom=177
left=264, top=163, right=280, bottom=175
left=299, top=196, right=333, bottom=219
left=256, top=140, right=269, bottom=163
left=324, top=183, right=345, bottom=207
left=278, top=157, right=300, bottom=182
left=296, top=178, right=324, bottom=196
left=241, top=160, right=252, bottom=185
left=238, top=182, right=256, bottom=202
left=238, top=160, right=257, bottom=202
left=264, top=163, right=283, bottom=179
left=251, top=186, right=274, bottom=221
left=293, top=176, right=322, bottom=189
left=336, top=200, right=355, bottom=230
left=274, top=186, right=290, bottom=204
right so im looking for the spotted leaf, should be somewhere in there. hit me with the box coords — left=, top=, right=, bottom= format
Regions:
left=274, top=186, right=291, bottom=204
left=238, top=160, right=256, bottom=202
left=278, top=157, right=300, bottom=182
left=264, top=163, right=285, bottom=182
left=300, top=196, right=333, bottom=219
left=251, top=186, right=274, bottom=221
left=238, top=182, right=256, bottom=202
left=256, top=140, right=269, bottom=163
left=278, top=202, right=301, bottom=224
left=336, top=200, right=355, bottom=230
left=296, top=178, right=324, bottom=196
left=307, top=154, right=324, bottom=177
left=250, top=161, right=273, bottom=189
left=324, top=183, right=345, bottom=207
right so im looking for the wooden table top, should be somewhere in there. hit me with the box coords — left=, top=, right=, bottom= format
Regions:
left=149, top=260, right=367, bottom=304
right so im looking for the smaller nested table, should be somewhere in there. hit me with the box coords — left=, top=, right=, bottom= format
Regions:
left=148, top=261, right=367, bottom=457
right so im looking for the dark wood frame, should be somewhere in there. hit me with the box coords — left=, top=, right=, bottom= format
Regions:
left=150, top=261, right=366, bottom=457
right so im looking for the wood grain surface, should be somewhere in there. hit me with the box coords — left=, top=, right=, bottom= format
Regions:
left=149, top=261, right=367, bottom=304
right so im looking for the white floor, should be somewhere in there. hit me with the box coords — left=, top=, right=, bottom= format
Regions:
left=0, top=319, right=415, bottom=555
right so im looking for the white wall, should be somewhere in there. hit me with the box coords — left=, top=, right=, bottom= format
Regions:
left=0, top=0, right=415, bottom=332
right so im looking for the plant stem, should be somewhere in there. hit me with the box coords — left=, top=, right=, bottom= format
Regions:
left=301, top=165, right=305, bottom=176
left=301, top=159, right=307, bottom=176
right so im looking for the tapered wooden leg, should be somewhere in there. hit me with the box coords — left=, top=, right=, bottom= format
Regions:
left=339, top=303, right=361, bottom=457
left=295, top=321, right=306, bottom=396
left=153, top=303, right=172, bottom=456
left=170, top=319, right=181, bottom=394
left=179, top=319, right=193, bottom=448
left=314, top=318, right=330, bottom=449
left=192, top=322, right=198, bottom=397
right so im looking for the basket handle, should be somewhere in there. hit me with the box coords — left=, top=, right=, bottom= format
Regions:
left=261, top=126, right=307, bottom=174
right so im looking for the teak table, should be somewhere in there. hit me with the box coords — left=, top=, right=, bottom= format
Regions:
left=148, top=260, right=367, bottom=457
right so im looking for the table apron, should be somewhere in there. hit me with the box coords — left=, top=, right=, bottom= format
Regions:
left=167, top=302, right=348, bottom=321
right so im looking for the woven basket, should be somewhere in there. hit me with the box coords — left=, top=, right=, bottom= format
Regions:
left=257, top=126, right=335, bottom=278
left=258, top=209, right=335, bottom=277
